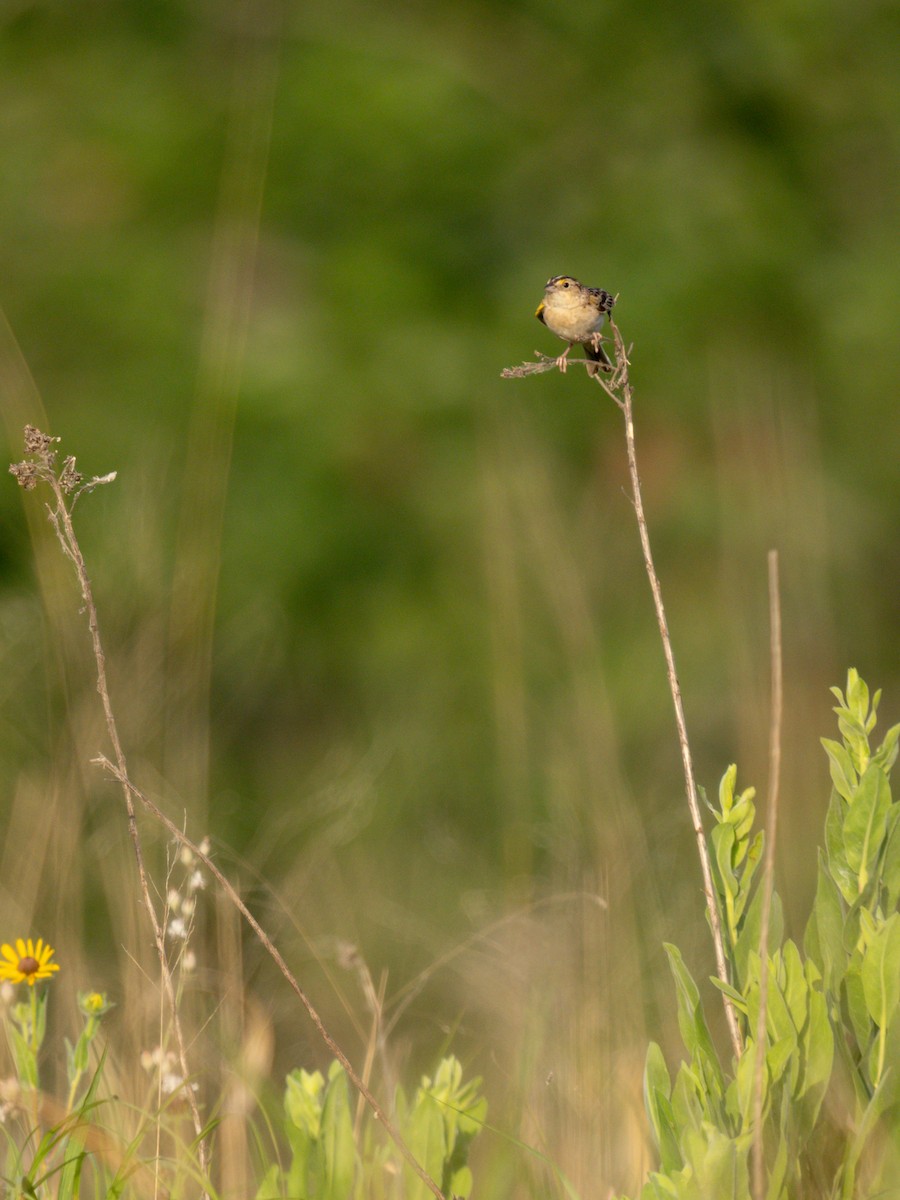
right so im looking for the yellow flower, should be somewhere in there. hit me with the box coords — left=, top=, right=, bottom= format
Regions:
left=78, top=990, right=112, bottom=1016
left=0, top=938, right=60, bottom=987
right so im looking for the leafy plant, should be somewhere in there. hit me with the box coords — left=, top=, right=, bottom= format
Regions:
left=626, top=671, right=900, bottom=1199
left=256, top=1055, right=486, bottom=1200
left=0, top=957, right=129, bottom=1199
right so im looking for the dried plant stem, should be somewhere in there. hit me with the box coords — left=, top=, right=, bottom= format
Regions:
left=11, top=429, right=448, bottom=1200
left=503, top=330, right=744, bottom=1060
left=40, top=467, right=211, bottom=1189
left=93, top=756, right=448, bottom=1200
left=752, top=550, right=783, bottom=1199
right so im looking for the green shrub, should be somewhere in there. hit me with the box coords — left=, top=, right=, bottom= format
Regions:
left=627, top=670, right=900, bottom=1200
left=256, top=1055, right=486, bottom=1200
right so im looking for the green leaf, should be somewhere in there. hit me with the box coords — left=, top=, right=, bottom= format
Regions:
left=403, top=1092, right=446, bottom=1200
left=284, top=1068, right=325, bottom=1199
left=709, top=976, right=749, bottom=1014
left=285, top=1068, right=325, bottom=1139
left=319, top=1063, right=357, bottom=1200
left=873, top=721, right=900, bottom=772
left=6, top=1021, right=38, bottom=1088
left=733, top=886, right=783, bottom=997
left=861, top=912, right=900, bottom=1031
left=255, top=1163, right=283, bottom=1200
left=881, top=805, right=900, bottom=912
left=841, top=1067, right=896, bottom=1194
left=732, top=832, right=764, bottom=927
left=765, top=1034, right=796, bottom=1087
left=712, top=820, right=738, bottom=900
left=759, top=959, right=798, bottom=1057
left=795, top=987, right=833, bottom=1140
left=821, top=738, right=858, bottom=803
left=731, top=790, right=757, bottom=848
left=51, top=1142, right=88, bottom=1200
left=671, top=1062, right=704, bottom=1135
left=728, top=1038, right=753, bottom=1127
left=843, top=959, right=872, bottom=1060
left=804, top=850, right=845, bottom=996
left=641, top=1173, right=681, bottom=1199
left=449, top=1164, right=474, bottom=1199
left=643, top=1043, right=681, bottom=1173
left=424, top=1054, right=486, bottom=1145
left=825, top=790, right=856, bottom=903
left=764, top=1135, right=789, bottom=1200
left=847, top=670, right=869, bottom=726
left=643, top=1042, right=671, bottom=1107
left=843, top=764, right=891, bottom=887
left=718, top=764, right=738, bottom=815
left=663, top=944, right=724, bottom=1105
left=780, top=940, right=808, bottom=1034
left=71, top=1028, right=91, bottom=1077
left=34, top=990, right=47, bottom=1049
left=681, top=1123, right=749, bottom=1200
left=420, top=1056, right=486, bottom=1191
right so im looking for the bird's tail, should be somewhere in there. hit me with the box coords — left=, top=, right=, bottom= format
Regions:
left=585, top=340, right=613, bottom=374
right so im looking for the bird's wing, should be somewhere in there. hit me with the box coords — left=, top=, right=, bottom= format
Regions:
left=587, top=288, right=615, bottom=314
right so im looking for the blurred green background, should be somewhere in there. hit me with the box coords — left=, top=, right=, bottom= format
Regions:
left=0, top=0, right=898, bottom=1194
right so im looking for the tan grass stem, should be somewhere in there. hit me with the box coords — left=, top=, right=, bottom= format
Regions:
left=597, top=323, right=743, bottom=1061
left=10, top=430, right=212, bottom=1191
left=752, top=550, right=783, bottom=1198
left=503, top=328, right=744, bottom=1061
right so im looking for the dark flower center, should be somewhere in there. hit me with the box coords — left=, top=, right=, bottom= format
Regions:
left=18, top=956, right=40, bottom=975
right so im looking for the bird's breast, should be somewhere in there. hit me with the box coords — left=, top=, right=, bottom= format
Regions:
left=540, top=302, right=603, bottom=342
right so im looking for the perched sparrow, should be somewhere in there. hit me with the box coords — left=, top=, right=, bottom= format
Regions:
left=535, top=275, right=616, bottom=374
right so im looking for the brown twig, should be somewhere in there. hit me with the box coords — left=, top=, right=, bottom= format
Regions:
left=500, top=350, right=614, bottom=379
left=752, top=550, right=783, bottom=1199
left=502, top=326, right=744, bottom=1062
left=11, top=428, right=211, bottom=1191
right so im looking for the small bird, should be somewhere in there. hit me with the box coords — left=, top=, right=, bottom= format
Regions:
left=535, top=275, right=616, bottom=374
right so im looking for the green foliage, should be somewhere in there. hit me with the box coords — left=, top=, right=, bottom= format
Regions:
left=627, top=672, right=900, bottom=1200
left=261, top=1055, right=486, bottom=1200
left=0, top=981, right=126, bottom=1199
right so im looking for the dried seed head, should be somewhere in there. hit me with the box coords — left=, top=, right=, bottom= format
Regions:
left=8, top=462, right=39, bottom=490
left=59, top=456, right=84, bottom=494
left=23, top=425, right=59, bottom=456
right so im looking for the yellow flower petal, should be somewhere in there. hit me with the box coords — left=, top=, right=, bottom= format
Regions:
left=0, top=937, right=59, bottom=986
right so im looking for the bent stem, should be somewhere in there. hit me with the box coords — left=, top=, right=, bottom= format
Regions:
left=501, top=330, right=745, bottom=1059
left=595, top=323, right=743, bottom=1060
left=11, top=430, right=212, bottom=1189
left=502, top=331, right=743, bottom=1056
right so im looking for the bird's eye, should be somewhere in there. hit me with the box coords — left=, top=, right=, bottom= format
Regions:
left=562, top=281, right=569, bottom=288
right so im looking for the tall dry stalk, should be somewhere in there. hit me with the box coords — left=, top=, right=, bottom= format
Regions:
left=10, top=428, right=211, bottom=1189
left=503, top=327, right=744, bottom=1061
left=10, top=426, right=449, bottom=1200
left=752, top=549, right=783, bottom=1199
